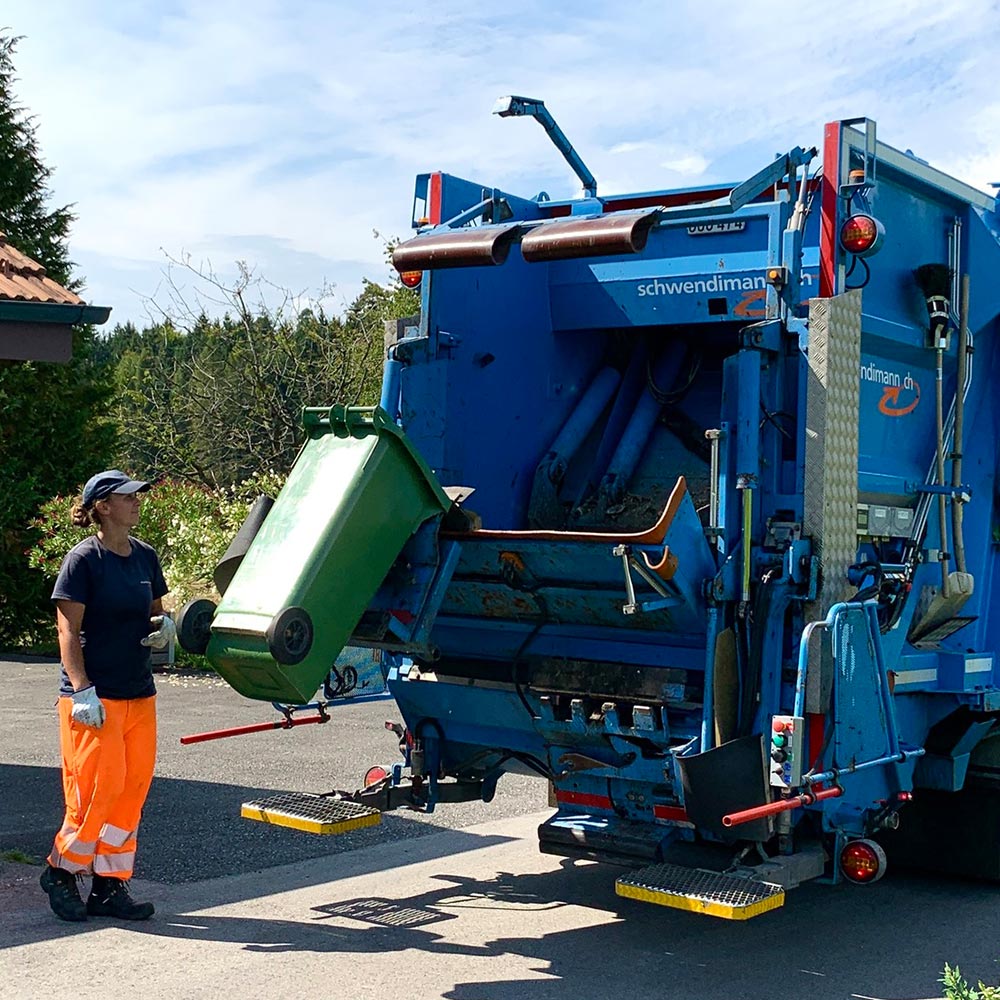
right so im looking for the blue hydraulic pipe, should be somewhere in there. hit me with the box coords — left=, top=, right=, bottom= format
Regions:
left=806, top=748, right=923, bottom=786
left=543, top=367, right=621, bottom=483
left=380, top=357, right=403, bottom=422
left=599, top=345, right=685, bottom=505
left=700, top=604, right=720, bottom=752
left=793, top=602, right=849, bottom=718
left=493, top=96, right=598, bottom=198
left=865, top=602, right=900, bottom=757
left=580, top=343, right=650, bottom=504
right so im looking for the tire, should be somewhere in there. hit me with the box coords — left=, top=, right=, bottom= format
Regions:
left=176, top=598, right=217, bottom=655
left=266, top=606, right=314, bottom=665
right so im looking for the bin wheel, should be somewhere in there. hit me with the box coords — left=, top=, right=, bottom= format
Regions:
left=176, top=598, right=217, bottom=655
left=267, top=606, right=313, bottom=665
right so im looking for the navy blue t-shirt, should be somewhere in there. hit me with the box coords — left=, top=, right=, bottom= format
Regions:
left=51, top=535, right=169, bottom=699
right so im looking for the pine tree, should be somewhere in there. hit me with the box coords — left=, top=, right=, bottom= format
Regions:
left=0, top=35, right=74, bottom=286
left=0, top=32, right=117, bottom=647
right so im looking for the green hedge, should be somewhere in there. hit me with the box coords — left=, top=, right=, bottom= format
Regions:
left=28, top=472, right=284, bottom=658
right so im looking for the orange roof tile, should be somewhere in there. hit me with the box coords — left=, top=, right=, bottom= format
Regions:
left=0, top=232, right=83, bottom=306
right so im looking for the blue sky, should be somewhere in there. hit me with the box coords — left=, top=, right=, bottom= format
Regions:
left=5, top=0, right=1000, bottom=328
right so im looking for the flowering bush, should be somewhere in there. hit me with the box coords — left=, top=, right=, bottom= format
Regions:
left=29, top=471, right=285, bottom=659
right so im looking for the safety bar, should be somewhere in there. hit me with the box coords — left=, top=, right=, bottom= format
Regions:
left=180, top=714, right=328, bottom=745
left=722, top=785, right=843, bottom=828
left=806, top=748, right=923, bottom=786
left=793, top=602, right=849, bottom=718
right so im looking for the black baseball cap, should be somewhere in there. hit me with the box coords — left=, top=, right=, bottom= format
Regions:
left=82, top=469, right=151, bottom=507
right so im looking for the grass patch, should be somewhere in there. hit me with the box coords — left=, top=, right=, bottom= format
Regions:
left=1, top=848, right=41, bottom=865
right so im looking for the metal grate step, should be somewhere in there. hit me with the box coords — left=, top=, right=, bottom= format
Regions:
left=616, top=862, right=785, bottom=920
left=242, top=792, right=381, bottom=835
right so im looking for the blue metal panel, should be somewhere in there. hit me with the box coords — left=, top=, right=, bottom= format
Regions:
left=232, top=126, right=1000, bottom=866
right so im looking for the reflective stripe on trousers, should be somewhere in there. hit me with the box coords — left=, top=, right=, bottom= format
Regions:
left=48, top=694, right=156, bottom=878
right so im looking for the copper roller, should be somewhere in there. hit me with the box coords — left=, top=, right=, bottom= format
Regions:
left=392, top=222, right=522, bottom=271
left=520, top=208, right=660, bottom=262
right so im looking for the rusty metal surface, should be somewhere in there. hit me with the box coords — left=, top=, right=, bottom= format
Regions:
left=520, top=209, right=660, bottom=262
left=392, top=223, right=522, bottom=271
left=531, top=658, right=695, bottom=702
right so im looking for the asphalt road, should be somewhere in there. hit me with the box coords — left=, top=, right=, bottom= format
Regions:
left=4, top=657, right=1000, bottom=1000
left=1, top=657, right=547, bottom=883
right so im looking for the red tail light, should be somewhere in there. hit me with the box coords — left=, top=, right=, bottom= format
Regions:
left=364, top=765, right=389, bottom=787
left=840, top=214, right=884, bottom=257
left=398, top=270, right=423, bottom=288
left=839, top=839, right=887, bottom=884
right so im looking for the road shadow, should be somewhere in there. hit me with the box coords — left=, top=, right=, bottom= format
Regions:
left=1, top=762, right=477, bottom=885
left=11, top=855, right=990, bottom=1000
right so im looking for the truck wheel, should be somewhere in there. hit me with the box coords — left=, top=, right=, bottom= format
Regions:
left=176, top=598, right=217, bottom=655
left=267, top=606, right=313, bottom=665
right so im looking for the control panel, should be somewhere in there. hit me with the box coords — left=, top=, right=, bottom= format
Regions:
left=769, top=715, right=804, bottom=789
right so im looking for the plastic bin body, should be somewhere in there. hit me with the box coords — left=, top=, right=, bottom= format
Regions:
left=207, top=406, right=450, bottom=702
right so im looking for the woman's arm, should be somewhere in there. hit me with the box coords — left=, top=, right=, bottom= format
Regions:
left=55, top=600, right=89, bottom=691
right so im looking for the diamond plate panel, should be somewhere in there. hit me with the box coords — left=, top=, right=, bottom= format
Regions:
left=804, top=290, right=861, bottom=711
left=242, top=792, right=381, bottom=835
left=616, top=862, right=785, bottom=919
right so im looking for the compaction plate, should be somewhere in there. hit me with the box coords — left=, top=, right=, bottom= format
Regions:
left=242, top=792, right=381, bottom=835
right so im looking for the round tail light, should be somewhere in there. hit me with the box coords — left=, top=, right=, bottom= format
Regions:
left=364, top=765, right=389, bottom=787
left=840, top=214, right=884, bottom=257
left=839, top=838, right=887, bottom=884
left=398, top=270, right=423, bottom=288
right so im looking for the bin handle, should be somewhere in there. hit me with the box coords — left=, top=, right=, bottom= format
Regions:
left=303, top=405, right=392, bottom=437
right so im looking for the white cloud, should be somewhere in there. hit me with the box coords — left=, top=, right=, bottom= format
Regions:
left=4, top=0, right=999, bottom=325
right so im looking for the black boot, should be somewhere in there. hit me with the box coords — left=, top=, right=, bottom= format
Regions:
left=40, top=864, right=87, bottom=922
left=87, top=874, right=155, bottom=920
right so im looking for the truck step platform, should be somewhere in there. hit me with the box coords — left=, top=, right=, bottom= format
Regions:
left=241, top=792, right=381, bottom=835
left=615, top=863, right=785, bottom=920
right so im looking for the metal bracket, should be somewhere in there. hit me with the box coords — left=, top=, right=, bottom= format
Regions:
left=613, top=544, right=682, bottom=615
left=905, top=481, right=972, bottom=502
left=839, top=118, right=878, bottom=195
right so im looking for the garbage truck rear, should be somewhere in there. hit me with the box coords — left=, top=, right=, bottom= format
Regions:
left=178, top=105, right=1000, bottom=918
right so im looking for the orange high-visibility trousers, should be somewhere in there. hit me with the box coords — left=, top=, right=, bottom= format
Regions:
left=48, top=695, right=156, bottom=878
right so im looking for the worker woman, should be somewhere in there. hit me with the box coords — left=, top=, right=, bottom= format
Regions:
left=39, top=469, right=173, bottom=922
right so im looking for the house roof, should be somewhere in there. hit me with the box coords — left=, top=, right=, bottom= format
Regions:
left=0, top=232, right=84, bottom=305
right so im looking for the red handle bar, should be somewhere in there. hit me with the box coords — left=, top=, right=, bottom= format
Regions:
left=722, top=785, right=843, bottom=828
left=180, top=714, right=327, bottom=745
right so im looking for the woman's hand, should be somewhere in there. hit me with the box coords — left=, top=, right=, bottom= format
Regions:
left=70, top=685, right=106, bottom=728
left=141, top=614, right=176, bottom=650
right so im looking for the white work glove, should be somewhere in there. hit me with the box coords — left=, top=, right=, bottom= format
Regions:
left=141, top=614, right=177, bottom=651
left=71, top=685, right=106, bottom=728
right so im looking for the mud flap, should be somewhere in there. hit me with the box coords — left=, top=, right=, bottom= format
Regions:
left=675, top=735, right=771, bottom=843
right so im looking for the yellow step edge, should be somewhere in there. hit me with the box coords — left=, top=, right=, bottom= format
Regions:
left=615, top=879, right=784, bottom=920
left=241, top=794, right=382, bottom=836
left=615, top=862, right=785, bottom=920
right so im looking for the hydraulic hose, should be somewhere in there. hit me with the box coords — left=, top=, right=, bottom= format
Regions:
left=951, top=274, right=970, bottom=574
left=935, top=344, right=950, bottom=593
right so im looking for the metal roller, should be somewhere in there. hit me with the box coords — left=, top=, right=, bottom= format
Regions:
left=392, top=222, right=522, bottom=271
left=520, top=208, right=660, bottom=262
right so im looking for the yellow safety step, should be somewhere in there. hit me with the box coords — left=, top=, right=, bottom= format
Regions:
left=616, top=862, right=785, bottom=920
left=242, top=792, right=381, bottom=835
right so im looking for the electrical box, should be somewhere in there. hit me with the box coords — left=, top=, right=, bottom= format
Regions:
left=769, top=715, right=805, bottom=789
left=856, top=503, right=915, bottom=539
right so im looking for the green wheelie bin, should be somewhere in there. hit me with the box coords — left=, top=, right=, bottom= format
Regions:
left=205, top=405, right=451, bottom=702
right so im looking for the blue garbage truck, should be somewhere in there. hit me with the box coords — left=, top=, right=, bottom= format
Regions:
left=178, top=103, right=1000, bottom=918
